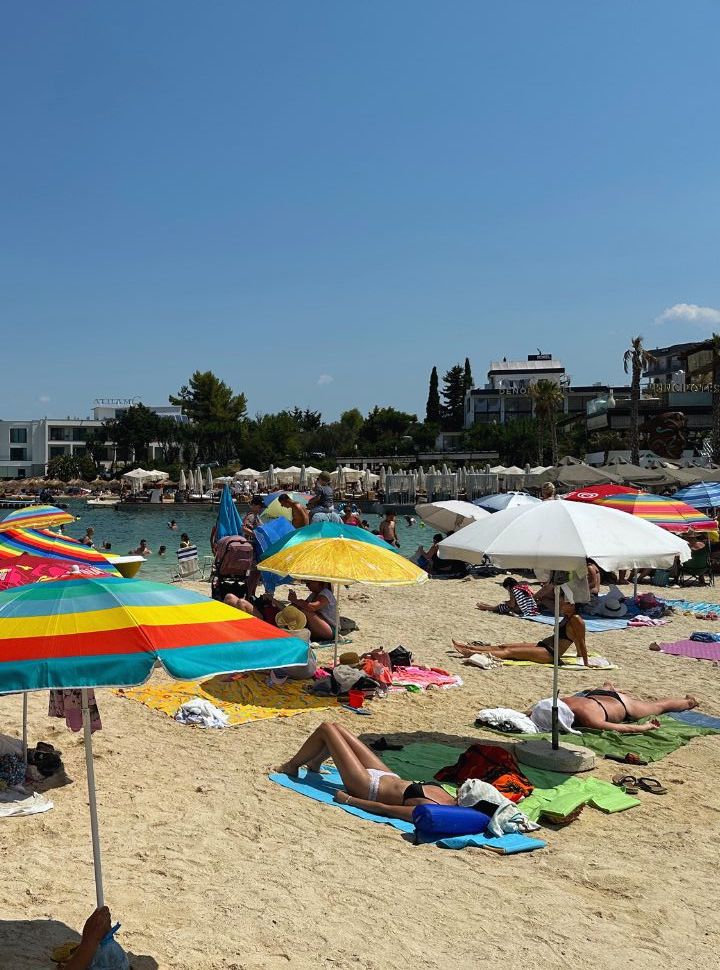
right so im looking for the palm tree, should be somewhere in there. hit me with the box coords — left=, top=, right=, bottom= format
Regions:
left=623, top=336, right=656, bottom=465
left=530, top=380, right=564, bottom=465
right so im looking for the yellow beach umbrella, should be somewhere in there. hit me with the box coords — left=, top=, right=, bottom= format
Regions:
left=261, top=536, right=427, bottom=662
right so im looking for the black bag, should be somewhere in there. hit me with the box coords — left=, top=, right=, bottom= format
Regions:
left=389, top=645, right=413, bottom=669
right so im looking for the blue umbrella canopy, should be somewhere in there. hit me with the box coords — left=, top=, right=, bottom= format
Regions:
left=673, top=482, right=720, bottom=510
left=259, top=521, right=398, bottom=561
left=215, top=484, right=244, bottom=541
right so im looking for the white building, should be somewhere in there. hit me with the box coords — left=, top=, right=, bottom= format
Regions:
left=0, top=400, right=185, bottom=478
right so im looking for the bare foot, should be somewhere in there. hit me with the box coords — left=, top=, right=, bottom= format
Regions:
left=451, top=639, right=470, bottom=655
left=685, top=695, right=699, bottom=710
left=649, top=642, right=661, bottom=651
left=305, top=756, right=327, bottom=773
left=276, top=762, right=299, bottom=777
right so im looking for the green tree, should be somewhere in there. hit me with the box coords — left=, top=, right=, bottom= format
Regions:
left=170, top=371, right=248, bottom=464
left=530, top=380, right=564, bottom=465
left=104, top=404, right=160, bottom=466
left=463, top=357, right=473, bottom=392
left=623, top=336, right=655, bottom=465
left=290, top=407, right=323, bottom=432
left=711, top=334, right=720, bottom=463
left=425, top=366, right=441, bottom=424
left=441, top=364, right=466, bottom=430
left=47, top=453, right=95, bottom=482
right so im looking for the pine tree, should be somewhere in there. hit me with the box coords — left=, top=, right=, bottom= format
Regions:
left=441, top=364, right=466, bottom=430
left=425, top=366, right=441, bottom=424
left=463, top=357, right=473, bottom=392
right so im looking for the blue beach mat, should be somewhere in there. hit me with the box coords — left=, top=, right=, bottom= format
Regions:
left=269, top=767, right=545, bottom=854
left=662, top=599, right=720, bottom=616
left=669, top=710, right=720, bottom=730
left=522, top=614, right=630, bottom=633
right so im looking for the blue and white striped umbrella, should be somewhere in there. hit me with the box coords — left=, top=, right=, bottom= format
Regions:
left=673, top=482, right=720, bottom=510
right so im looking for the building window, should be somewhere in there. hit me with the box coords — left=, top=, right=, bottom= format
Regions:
left=10, top=448, right=27, bottom=461
left=9, top=428, right=27, bottom=444
left=49, top=445, right=68, bottom=459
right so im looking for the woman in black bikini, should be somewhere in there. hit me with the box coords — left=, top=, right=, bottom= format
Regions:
left=561, top=684, right=699, bottom=733
left=452, top=595, right=589, bottom=666
left=277, top=722, right=456, bottom=822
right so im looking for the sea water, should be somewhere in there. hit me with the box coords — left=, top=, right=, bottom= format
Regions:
left=62, top=500, right=431, bottom=581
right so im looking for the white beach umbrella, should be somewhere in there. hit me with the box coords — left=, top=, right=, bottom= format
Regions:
left=474, top=491, right=541, bottom=513
left=267, top=464, right=276, bottom=487
left=236, top=468, right=260, bottom=478
left=298, top=464, right=307, bottom=488
left=416, top=500, right=490, bottom=533
left=379, top=466, right=386, bottom=489
left=304, top=466, right=322, bottom=476
left=193, top=468, right=202, bottom=493
left=206, top=467, right=214, bottom=494
left=178, top=469, right=187, bottom=491
left=363, top=468, right=372, bottom=492
left=417, top=466, right=426, bottom=490
left=438, top=502, right=690, bottom=748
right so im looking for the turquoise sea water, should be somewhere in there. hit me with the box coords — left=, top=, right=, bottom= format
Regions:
left=61, top=500, right=430, bottom=581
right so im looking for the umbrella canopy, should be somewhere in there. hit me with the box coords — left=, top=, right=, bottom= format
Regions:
left=598, top=460, right=666, bottom=485
left=564, top=483, right=640, bottom=503
left=260, top=521, right=397, bottom=561
left=0, top=554, right=111, bottom=591
left=673, top=482, right=720, bottom=509
left=145, top=470, right=169, bottom=483
left=0, top=576, right=310, bottom=693
left=261, top=537, right=426, bottom=586
left=304, top=466, right=322, bottom=476
left=473, top=491, right=541, bottom=513
left=261, top=492, right=310, bottom=522
left=0, top=529, right=120, bottom=573
left=215, top=485, right=244, bottom=541
left=593, top=492, right=717, bottom=534
left=122, top=468, right=153, bottom=481
left=205, top=467, right=214, bottom=493
left=438, top=500, right=690, bottom=572
left=0, top=504, right=75, bottom=533
left=298, top=465, right=307, bottom=488
left=415, top=500, right=490, bottom=533
left=554, top=463, right=623, bottom=487
left=178, top=469, right=187, bottom=491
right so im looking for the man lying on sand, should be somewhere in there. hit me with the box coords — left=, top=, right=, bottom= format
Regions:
left=453, top=589, right=589, bottom=666
left=560, top=683, right=699, bottom=734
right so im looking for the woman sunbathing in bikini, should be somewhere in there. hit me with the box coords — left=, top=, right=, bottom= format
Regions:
left=452, top=594, right=589, bottom=666
left=277, top=722, right=456, bottom=822
left=561, top=683, right=699, bottom=733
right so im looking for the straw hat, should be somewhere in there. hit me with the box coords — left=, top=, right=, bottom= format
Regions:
left=338, top=651, right=361, bottom=667
left=274, top=605, right=307, bottom=631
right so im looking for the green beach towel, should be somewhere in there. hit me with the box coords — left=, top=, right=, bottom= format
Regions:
left=381, top=741, right=639, bottom=822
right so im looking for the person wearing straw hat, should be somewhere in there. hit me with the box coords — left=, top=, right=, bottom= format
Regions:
left=452, top=586, right=589, bottom=666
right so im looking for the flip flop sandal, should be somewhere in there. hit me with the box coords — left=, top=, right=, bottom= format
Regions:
left=612, top=774, right=639, bottom=794
left=637, top=777, right=668, bottom=795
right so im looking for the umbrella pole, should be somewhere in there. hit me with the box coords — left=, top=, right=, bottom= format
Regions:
left=551, top=584, right=561, bottom=750
left=81, top=688, right=105, bottom=908
left=333, top=583, right=340, bottom=667
left=22, top=692, right=28, bottom=764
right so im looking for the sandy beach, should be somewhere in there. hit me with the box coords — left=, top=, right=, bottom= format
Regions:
left=2, top=574, right=720, bottom=970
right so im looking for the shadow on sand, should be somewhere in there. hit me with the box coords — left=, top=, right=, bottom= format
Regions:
left=0, top=918, right=159, bottom=969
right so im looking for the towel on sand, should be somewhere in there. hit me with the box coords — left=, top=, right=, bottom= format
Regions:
left=381, top=742, right=638, bottom=821
left=117, top=672, right=336, bottom=726
left=661, top=598, right=720, bottom=616
left=670, top=710, right=720, bottom=730
left=390, top=666, right=463, bottom=691
left=522, top=614, right=629, bottom=633
left=656, top=639, right=720, bottom=662
left=269, top=766, right=545, bottom=853
left=502, top=652, right=617, bottom=670
left=480, top=715, right=720, bottom=763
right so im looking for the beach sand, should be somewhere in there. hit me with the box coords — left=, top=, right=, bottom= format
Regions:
left=2, top=576, right=720, bottom=970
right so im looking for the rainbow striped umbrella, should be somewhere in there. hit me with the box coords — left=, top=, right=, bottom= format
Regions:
left=594, top=492, right=717, bottom=535
left=0, top=528, right=120, bottom=573
left=0, top=504, right=75, bottom=532
left=0, top=575, right=310, bottom=910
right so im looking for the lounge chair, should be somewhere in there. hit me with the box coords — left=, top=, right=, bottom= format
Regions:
left=174, top=545, right=201, bottom=582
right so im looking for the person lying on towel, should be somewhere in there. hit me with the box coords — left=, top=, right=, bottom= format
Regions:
left=452, top=586, right=589, bottom=667
left=557, top=684, right=699, bottom=734
left=277, top=722, right=457, bottom=821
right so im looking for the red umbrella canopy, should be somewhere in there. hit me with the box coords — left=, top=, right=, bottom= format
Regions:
left=0, top=553, right=109, bottom=591
left=564, top=483, right=641, bottom=503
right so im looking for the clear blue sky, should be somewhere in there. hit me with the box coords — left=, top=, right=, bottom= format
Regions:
left=2, top=2, right=720, bottom=421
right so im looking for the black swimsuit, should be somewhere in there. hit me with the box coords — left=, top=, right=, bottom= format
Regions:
left=537, top=617, right=572, bottom=654
left=581, top=689, right=630, bottom=722
left=402, top=781, right=447, bottom=804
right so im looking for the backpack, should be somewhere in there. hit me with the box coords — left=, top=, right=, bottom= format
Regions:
left=434, top=744, right=533, bottom=803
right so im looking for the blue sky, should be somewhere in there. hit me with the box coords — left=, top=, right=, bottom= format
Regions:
left=2, top=2, right=720, bottom=421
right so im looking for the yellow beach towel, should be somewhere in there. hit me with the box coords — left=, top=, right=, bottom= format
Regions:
left=502, top=652, right=617, bottom=670
left=117, top=672, right=336, bottom=726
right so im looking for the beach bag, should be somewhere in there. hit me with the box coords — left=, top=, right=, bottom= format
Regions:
left=412, top=804, right=491, bottom=842
left=435, top=745, right=533, bottom=803
left=214, top=536, right=254, bottom=576
left=389, top=646, right=413, bottom=669
left=89, top=937, right=130, bottom=969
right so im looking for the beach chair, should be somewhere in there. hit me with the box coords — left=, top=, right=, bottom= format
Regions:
left=679, top=546, right=714, bottom=587
left=174, top=545, right=201, bottom=582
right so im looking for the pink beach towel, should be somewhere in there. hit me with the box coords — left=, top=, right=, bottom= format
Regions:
left=658, top=640, right=720, bottom=662
left=390, top=666, right=463, bottom=691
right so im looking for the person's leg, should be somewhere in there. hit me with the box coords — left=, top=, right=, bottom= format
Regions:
left=619, top=693, right=699, bottom=719
left=224, top=593, right=262, bottom=619
left=332, top=723, right=391, bottom=771
left=300, top=609, right=333, bottom=640
left=277, top=723, right=371, bottom=795
left=452, top=639, right=552, bottom=662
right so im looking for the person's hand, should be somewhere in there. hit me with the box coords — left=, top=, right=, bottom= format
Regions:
left=646, top=719, right=661, bottom=731
left=81, top=907, right=111, bottom=947
left=334, top=789, right=349, bottom=804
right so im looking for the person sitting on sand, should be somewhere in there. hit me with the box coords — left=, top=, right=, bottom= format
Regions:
left=278, top=493, right=310, bottom=528
left=559, top=683, right=698, bottom=734
left=452, top=588, right=589, bottom=666
left=277, top=722, right=456, bottom=821
left=476, top=576, right=538, bottom=616
left=415, top=533, right=443, bottom=572
left=287, top=581, right=337, bottom=640
left=61, top=907, right=111, bottom=969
